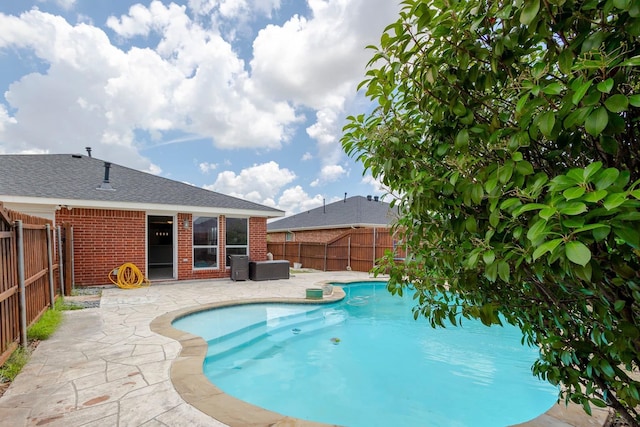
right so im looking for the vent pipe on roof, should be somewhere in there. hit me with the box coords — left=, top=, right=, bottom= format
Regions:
left=97, top=161, right=114, bottom=191
left=374, top=196, right=379, bottom=202
left=344, top=192, right=347, bottom=202
left=323, top=198, right=326, bottom=214
left=367, top=195, right=372, bottom=201
left=86, top=147, right=92, bottom=157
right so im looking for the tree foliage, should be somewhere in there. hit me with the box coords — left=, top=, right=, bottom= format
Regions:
left=342, top=0, right=640, bottom=423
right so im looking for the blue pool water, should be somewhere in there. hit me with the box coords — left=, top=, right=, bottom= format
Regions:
left=173, top=282, right=558, bottom=426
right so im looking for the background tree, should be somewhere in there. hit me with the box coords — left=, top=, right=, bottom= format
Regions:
left=342, top=0, right=640, bottom=423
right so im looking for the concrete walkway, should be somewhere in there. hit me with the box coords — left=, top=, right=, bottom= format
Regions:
left=0, top=271, right=610, bottom=427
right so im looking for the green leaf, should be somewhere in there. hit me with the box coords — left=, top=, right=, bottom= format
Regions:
left=590, top=398, right=608, bottom=408
left=565, top=241, right=591, bottom=266
left=572, top=80, right=592, bottom=105
left=520, top=0, right=540, bottom=25
left=498, top=261, right=510, bottom=282
left=538, top=111, right=556, bottom=137
left=573, top=224, right=611, bottom=234
left=470, top=184, right=483, bottom=204
left=533, top=238, right=563, bottom=260
left=583, top=189, right=607, bottom=203
left=593, top=225, right=611, bottom=241
left=603, top=193, right=627, bottom=210
left=621, top=55, right=640, bottom=66
left=563, top=187, right=585, bottom=200
left=585, top=107, right=608, bottom=137
left=604, top=94, right=629, bottom=113
left=527, top=219, right=548, bottom=242
left=455, top=129, right=469, bottom=148
left=497, top=162, right=514, bottom=184
left=583, top=162, right=602, bottom=181
left=614, top=226, right=640, bottom=248
left=485, top=261, right=498, bottom=282
left=613, top=0, right=631, bottom=10
left=594, top=168, right=620, bottom=190
left=558, top=49, right=573, bottom=74
left=489, top=208, right=500, bottom=227
left=599, top=359, right=615, bottom=378
left=516, top=160, right=534, bottom=176
left=465, top=216, right=478, bottom=233
left=483, top=250, right=496, bottom=265
left=542, top=83, right=563, bottom=95
left=596, top=78, right=614, bottom=93
left=559, top=202, right=587, bottom=215
left=630, top=94, right=640, bottom=107
left=512, top=203, right=547, bottom=217
left=539, top=207, right=557, bottom=220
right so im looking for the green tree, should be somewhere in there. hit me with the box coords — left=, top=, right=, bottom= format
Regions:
left=342, top=0, right=640, bottom=423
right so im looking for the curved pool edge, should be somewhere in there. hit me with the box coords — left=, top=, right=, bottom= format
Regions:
left=149, top=281, right=611, bottom=427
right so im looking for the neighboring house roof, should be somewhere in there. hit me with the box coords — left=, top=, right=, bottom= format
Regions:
left=0, top=154, right=284, bottom=217
left=267, top=195, right=397, bottom=232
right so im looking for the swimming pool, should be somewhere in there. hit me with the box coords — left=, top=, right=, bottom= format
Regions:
left=173, top=282, right=558, bottom=426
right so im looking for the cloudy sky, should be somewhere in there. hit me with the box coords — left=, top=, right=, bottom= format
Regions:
left=0, top=0, right=400, bottom=215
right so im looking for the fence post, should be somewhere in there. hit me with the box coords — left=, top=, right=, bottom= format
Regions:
left=57, top=225, right=65, bottom=296
left=15, top=220, right=27, bottom=348
left=373, top=227, right=377, bottom=270
left=324, top=243, right=327, bottom=272
left=46, top=224, right=55, bottom=308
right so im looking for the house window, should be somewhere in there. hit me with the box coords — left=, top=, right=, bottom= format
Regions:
left=225, top=217, right=248, bottom=267
left=286, top=232, right=294, bottom=242
left=193, top=216, right=218, bottom=269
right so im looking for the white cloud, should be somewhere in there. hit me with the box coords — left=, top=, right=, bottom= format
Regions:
left=301, top=152, right=313, bottom=161
left=277, top=186, right=324, bottom=215
left=188, top=0, right=282, bottom=19
left=250, top=0, right=400, bottom=177
left=204, top=161, right=296, bottom=202
left=320, top=164, right=346, bottom=182
left=199, top=162, right=217, bottom=173
left=0, top=6, right=302, bottom=173
left=310, top=164, right=346, bottom=188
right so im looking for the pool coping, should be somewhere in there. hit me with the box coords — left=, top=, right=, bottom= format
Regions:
left=150, top=280, right=612, bottom=427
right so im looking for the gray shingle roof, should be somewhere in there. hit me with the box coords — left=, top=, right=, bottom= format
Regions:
left=267, top=195, right=397, bottom=231
left=0, top=154, right=283, bottom=216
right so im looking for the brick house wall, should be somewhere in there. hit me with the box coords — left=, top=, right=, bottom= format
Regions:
left=56, top=207, right=146, bottom=286
left=249, top=217, right=267, bottom=261
left=58, top=209, right=271, bottom=286
left=268, top=227, right=352, bottom=243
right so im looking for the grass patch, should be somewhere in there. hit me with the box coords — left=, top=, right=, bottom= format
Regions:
left=26, top=303, right=64, bottom=341
left=0, top=346, right=30, bottom=383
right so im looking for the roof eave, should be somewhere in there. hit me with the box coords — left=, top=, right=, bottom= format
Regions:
left=0, top=195, right=285, bottom=218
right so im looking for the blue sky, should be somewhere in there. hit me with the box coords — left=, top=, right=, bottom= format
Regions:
left=0, top=0, right=400, bottom=216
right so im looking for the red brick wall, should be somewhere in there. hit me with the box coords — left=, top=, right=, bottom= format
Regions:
left=56, top=208, right=146, bottom=286
left=250, top=217, right=267, bottom=261
left=57, top=209, right=270, bottom=285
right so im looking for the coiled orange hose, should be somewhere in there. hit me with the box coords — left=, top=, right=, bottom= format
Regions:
left=108, top=263, right=151, bottom=289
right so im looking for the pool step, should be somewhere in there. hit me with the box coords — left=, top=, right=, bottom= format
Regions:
left=205, top=307, right=346, bottom=364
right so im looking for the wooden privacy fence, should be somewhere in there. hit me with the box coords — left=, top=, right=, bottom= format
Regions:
left=267, top=228, right=406, bottom=272
left=0, top=204, right=62, bottom=367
